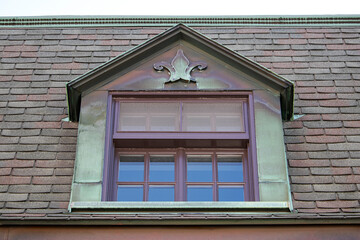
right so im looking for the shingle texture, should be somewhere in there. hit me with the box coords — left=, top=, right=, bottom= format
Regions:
left=1, top=25, right=360, bottom=220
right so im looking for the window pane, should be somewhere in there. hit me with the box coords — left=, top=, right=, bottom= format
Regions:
left=182, top=103, right=243, bottom=132
left=217, top=155, right=243, bottom=182
left=150, top=116, right=177, bottom=131
left=119, top=102, right=179, bottom=131
left=149, top=155, right=174, bottom=182
left=117, top=185, right=143, bottom=201
left=218, top=186, right=244, bottom=201
left=215, top=116, right=243, bottom=132
left=183, top=116, right=212, bottom=132
left=148, top=185, right=174, bottom=201
left=187, top=155, right=212, bottom=182
left=118, top=155, right=144, bottom=182
left=187, top=185, right=213, bottom=201
left=120, top=116, right=147, bottom=131
left=148, top=103, right=179, bottom=131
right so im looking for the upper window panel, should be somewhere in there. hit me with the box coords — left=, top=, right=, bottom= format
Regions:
left=117, top=100, right=245, bottom=133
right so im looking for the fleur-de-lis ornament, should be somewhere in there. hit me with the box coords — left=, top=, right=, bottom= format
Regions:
left=154, top=49, right=207, bottom=83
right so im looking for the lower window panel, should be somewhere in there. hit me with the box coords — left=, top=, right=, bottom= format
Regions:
left=115, top=149, right=247, bottom=202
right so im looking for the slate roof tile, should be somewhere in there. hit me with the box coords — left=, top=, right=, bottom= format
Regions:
left=287, top=143, right=327, bottom=152
left=291, top=176, right=333, bottom=184
left=331, top=159, right=360, bottom=167
left=294, top=192, right=336, bottom=201
left=313, top=184, right=357, bottom=192
left=0, top=176, right=31, bottom=185
left=8, top=185, right=52, bottom=193
left=317, top=200, right=359, bottom=208
left=338, top=192, right=360, bottom=200
left=310, top=167, right=352, bottom=175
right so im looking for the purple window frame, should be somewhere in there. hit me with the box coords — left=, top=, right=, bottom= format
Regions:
left=102, top=91, right=260, bottom=202
left=114, top=148, right=247, bottom=201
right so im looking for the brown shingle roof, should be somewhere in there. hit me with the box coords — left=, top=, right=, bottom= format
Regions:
left=1, top=22, right=360, bottom=222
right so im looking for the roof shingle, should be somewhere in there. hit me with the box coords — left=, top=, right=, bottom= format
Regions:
left=1, top=23, right=360, bottom=221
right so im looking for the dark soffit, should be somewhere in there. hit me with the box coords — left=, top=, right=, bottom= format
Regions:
left=66, top=24, right=294, bottom=122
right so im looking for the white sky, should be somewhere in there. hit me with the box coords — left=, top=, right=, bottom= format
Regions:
left=0, top=0, right=359, bottom=16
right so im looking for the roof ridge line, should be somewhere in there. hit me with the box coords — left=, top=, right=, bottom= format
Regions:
left=1, top=15, right=360, bottom=27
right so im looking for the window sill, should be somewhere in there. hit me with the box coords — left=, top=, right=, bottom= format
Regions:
left=69, top=201, right=291, bottom=213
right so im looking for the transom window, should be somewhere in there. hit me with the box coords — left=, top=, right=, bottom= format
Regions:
left=118, top=101, right=244, bottom=132
left=116, top=149, right=246, bottom=201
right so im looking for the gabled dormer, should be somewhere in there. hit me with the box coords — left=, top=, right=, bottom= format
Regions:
left=66, top=24, right=294, bottom=212
left=67, top=24, right=293, bottom=122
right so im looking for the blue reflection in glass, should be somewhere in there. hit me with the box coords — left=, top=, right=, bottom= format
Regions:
left=149, top=155, right=174, bottom=182
left=187, top=186, right=213, bottom=201
left=117, top=186, right=143, bottom=201
left=148, top=185, right=174, bottom=201
left=187, top=155, right=212, bottom=182
left=218, top=186, right=244, bottom=201
left=218, top=155, right=243, bottom=182
left=118, top=155, right=144, bottom=182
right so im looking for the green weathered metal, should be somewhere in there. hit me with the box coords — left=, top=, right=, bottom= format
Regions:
left=66, top=24, right=294, bottom=122
left=1, top=15, right=360, bottom=27
left=70, top=201, right=290, bottom=212
left=153, top=49, right=207, bottom=83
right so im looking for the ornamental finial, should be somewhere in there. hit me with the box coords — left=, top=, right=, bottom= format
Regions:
left=154, top=49, right=207, bottom=83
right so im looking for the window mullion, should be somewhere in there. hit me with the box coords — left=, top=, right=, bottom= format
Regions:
left=213, top=152, right=218, bottom=201
left=177, top=148, right=186, bottom=201
left=179, top=101, right=183, bottom=132
left=144, top=153, right=149, bottom=201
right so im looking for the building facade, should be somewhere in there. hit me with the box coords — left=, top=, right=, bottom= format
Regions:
left=0, top=16, right=360, bottom=239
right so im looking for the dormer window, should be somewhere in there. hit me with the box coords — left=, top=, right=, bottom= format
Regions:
left=67, top=24, right=294, bottom=212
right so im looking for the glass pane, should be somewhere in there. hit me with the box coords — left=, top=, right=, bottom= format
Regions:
left=118, top=155, right=144, bottom=182
left=215, top=116, right=243, bottom=132
left=187, top=155, right=212, bottom=182
left=217, top=155, right=243, bottom=182
left=187, top=185, right=213, bottom=201
left=218, top=186, right=244, bottom=201
left=120, top=116, right=146, bottom=131
left=148, top=185, right=174, bottom=201
left=182, top=102, right=243, bottom=132
left=150, top=116, right=177, bottom=131
left=117, top=185, right=143, bottom=201
left=148, top=103, right=179, bottom=132
left=119, top=102, right=179, bottom=131
left=183, top=116, right=212, bottom=132
left=149, top=155, right=174, bottom=182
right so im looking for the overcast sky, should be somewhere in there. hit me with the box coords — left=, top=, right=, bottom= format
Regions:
left=0, top=0, right=359, bottom=16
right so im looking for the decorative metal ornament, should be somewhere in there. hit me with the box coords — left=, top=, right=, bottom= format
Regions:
left=154, top=49, right=207, bottom=83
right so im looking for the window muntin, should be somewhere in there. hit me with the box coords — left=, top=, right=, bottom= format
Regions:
left=115, top=149, right=246, bottom=202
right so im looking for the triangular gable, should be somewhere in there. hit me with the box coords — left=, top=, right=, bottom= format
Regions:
left=66, top=24, right=294, bottom=122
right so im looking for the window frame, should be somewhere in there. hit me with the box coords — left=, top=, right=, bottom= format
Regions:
left=102, top=91, right=260, bottom=202
left=113, top=148, right=248, bottom=202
